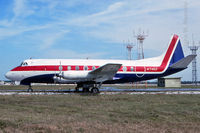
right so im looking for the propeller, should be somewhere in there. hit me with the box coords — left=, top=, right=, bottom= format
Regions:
left=54, top=65, right=56, bottom=84
left=58, top=61, right=63, bottom=80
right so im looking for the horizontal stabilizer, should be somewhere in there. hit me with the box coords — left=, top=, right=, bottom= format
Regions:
left=170, top=54, right=196, bottom=69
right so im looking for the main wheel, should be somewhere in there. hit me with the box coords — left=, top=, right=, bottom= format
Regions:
left=91, top=87, right=99, bottom=94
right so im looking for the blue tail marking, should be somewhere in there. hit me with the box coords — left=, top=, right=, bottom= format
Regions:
left=169, top=40, right=184, bottom=66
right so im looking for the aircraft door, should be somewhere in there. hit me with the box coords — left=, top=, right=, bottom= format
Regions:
left=136, top=66, right=146, bottom=78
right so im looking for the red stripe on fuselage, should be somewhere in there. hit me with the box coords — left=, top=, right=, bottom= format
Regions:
left=11, top=66, right=99, bottom=71
left=11, top=35, right=179, bottom=73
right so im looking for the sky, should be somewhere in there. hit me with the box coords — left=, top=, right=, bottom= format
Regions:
left=0, top=0, right=200, bottom=81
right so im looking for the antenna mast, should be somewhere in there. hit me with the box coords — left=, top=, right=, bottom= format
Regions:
left=184, top=1, right=199, bottom=85
left=134, top=29, right=148, bottom=60
left=188, top=38, right=199, bottom=85
left=183, top=0, right=188, bottom=46
left=125, top=40, right=134, bottom=60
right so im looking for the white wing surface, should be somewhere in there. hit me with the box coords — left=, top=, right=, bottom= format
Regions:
left=89, top=63, right=122, bottom=82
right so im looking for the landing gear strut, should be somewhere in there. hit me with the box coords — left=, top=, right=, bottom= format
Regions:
left=82, top=87, right=90, bottom=92
left=27, top=85, right=33, bottom=92
left=75, top=87, right=79, bottom=92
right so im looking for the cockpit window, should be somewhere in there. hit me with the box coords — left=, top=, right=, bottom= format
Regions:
left=20, top=62, right=28, bottom=66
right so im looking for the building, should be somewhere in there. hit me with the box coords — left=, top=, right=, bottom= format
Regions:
left=158, top=77, right=181, bottom=88
left=0, top=80, right=5, bottom=85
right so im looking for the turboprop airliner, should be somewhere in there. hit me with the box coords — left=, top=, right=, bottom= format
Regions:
left=5, top=34, right=196, bottom=93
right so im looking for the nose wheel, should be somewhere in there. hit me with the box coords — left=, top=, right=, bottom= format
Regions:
left=27, top=85, right=33, bottom=92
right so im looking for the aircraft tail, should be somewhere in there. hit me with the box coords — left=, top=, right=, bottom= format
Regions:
left=161, top=34, right=195, bottom=70
left=169, top=34, right=185, bottom=66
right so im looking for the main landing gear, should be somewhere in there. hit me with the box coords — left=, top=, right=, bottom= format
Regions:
left=27, top=85, right=33, bottom=92
left=75, top=83, right=100, bottom=94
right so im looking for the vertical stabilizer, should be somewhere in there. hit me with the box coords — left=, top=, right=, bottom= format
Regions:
left=159, top=34, right=185, bottom=71
left=169, top=39, right=185, bottom=66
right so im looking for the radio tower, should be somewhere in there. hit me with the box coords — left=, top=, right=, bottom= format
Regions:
left=184, top=1, right=199, bottom=85
left=183, top=0, right=188, bottom=46
left=124, top=40, right=134, bottom=60
left=189, top=39, right=199, bottom=85
left=134, top=29, right=148, bottom=60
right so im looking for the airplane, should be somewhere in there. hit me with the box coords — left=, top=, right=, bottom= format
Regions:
left=5, top=34, right=196, bottom=93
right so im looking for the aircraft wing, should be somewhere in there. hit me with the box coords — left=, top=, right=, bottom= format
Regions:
left=89, top=63, right=122, bottom=83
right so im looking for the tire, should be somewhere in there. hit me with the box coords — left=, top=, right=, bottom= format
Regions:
left=91, top=87, right=99, bottom=94
left=27, top=88, right=33, bottom=92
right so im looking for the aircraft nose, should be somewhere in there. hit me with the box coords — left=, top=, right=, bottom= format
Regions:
left=5, top=71, right=11, bottom=80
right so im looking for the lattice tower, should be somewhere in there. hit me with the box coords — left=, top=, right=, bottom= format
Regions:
left=189, top=41, right=199, bottom=85
left=134, top=30, right=148, bottom=60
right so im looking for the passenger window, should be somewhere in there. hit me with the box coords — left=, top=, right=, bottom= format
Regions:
left=130, top=66, right=134, bottom=71
left=75, top=66, right=79, bottom=70
left=59, top=65, right=63, bottom=71
left=123, top=66, right=127, bottom=72
left=67, top=66, right=71, bottom=70
left=84, top=66, right=88, bottom=71
left=92, top=66, right=96, bottom=70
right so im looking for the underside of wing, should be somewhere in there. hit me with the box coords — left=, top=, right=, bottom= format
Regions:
left=89, top=63, right=122, bottom=83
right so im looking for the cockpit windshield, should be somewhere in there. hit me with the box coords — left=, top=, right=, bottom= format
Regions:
left=20, top=62, right=28, bottom=66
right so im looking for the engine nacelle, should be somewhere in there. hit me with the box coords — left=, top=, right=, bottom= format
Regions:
left=61, top=71, right=92, bottom=80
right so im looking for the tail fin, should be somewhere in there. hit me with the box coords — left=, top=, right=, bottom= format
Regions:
left=160, top=34, right=185, bottom=69
left=161, top=34, right=195, bottom=70
left=168, top=36, right=184, bottom=66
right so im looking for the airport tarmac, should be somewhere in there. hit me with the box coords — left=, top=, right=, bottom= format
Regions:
left=1, top=91, right=200, bottom=95
left=0, top=88, right=200, bottom=95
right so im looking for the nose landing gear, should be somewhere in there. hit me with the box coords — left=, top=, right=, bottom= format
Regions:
left=27, top=85, right=33, bottom=92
